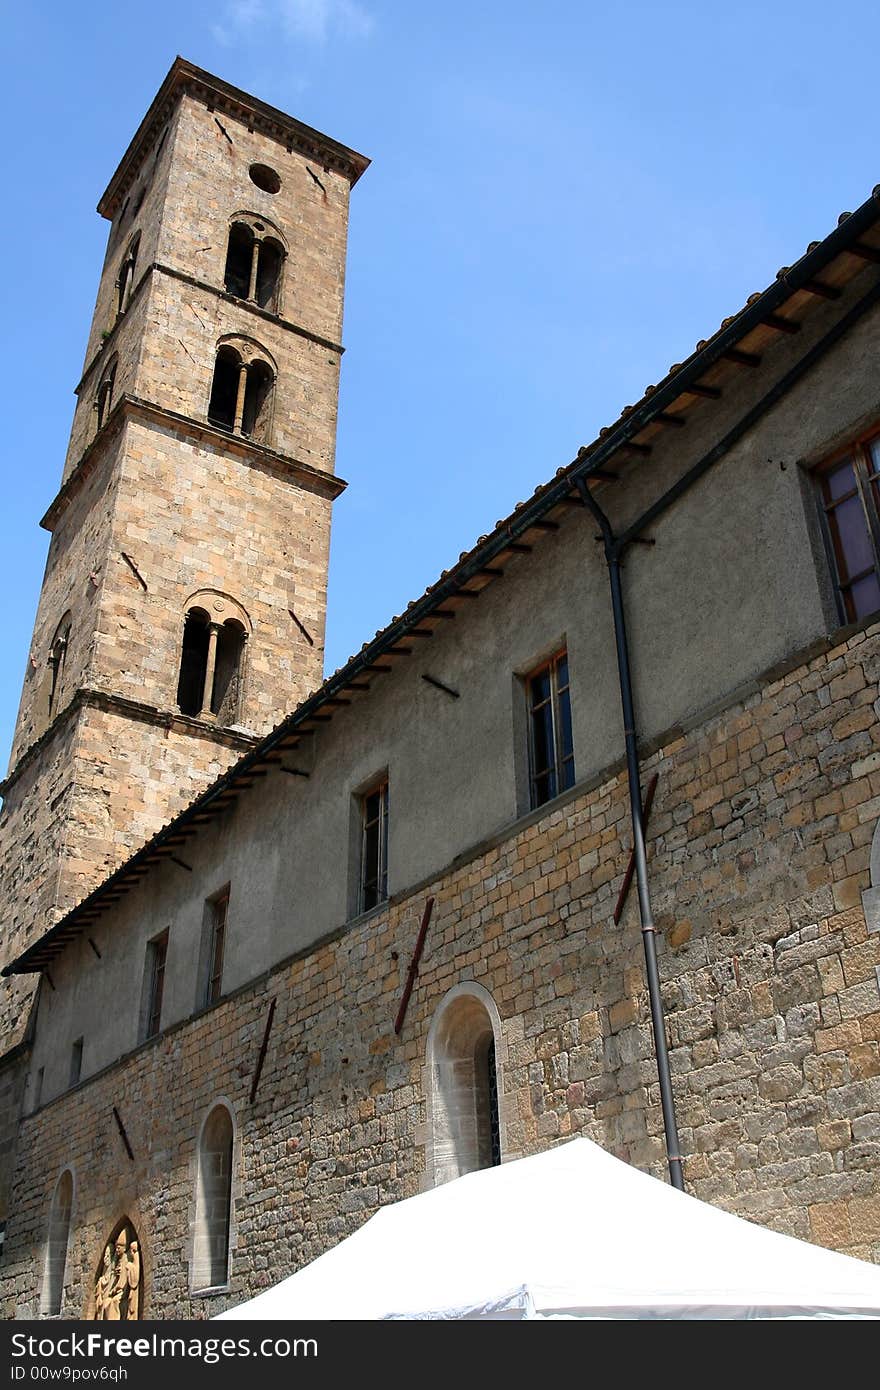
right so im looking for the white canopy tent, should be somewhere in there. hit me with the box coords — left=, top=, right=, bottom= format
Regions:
left=217, top=1138, right=880, bottom=1319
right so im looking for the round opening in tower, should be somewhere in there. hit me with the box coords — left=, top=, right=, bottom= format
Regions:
left=249, top=163, right=281, bottom=194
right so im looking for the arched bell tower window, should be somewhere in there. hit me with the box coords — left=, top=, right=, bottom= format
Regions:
left=424, top=983, right=505, bottom=1188
left=176, top=592, right=250, bottom=724
left=95, top=357, right=117, bottom=433
left=47, top=613, right=72, bottom=718
left=241, top=359, right=274, bottom=439
left=40, top=1169, right=74, bottom=1316
left=193, top=1103, right=235, bottom=1291
left=207, top=337, right=276, bottom=445
left=223, top=223, right=253, bottom=299
left=223, top=214, right=287, bottom=314
left=116, top=232, right=141, bottom=319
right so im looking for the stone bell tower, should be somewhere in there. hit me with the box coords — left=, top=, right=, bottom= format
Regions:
left=0, top=58, right=369, bottom=1049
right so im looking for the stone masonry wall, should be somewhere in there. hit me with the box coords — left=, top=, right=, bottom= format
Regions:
left=94, top=415, right=332, bottom=729
left=0, top=1051, right=29, bottom=1224
left=64, top=90, right=352, bottom=482
left=3, top=622, right=879, bottom=1317
left=0, top=702, right=254, bottom=1052
left=2, top=79, right=351, bottom=1049
left=0, top=714, right=80, bottom=1049
left=9, top=442, right=122, bottom=767
left=69, top=99, right=179, bottom=446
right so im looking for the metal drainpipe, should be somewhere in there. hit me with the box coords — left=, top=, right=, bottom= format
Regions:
left=576, top=477, right=685, bottom=1190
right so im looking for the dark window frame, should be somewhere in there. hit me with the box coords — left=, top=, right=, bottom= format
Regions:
left=815, top=427, right=880, bottom=625
left=360, top=779, right=389, bottom=914
left=525, top=648, right=574, bottom=810
left=206, top=887, right=229, bottom=1007
left=69, top=1038, right=83, bottom=1089
left=144, top=929, right=169, bottom=1041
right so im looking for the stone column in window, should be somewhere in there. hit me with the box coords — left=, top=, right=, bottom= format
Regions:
left=247, top=238, right=261, bottom=302
left=119, top=259, right=133, bottom=315
left=199, top=623, right=221, bottom=718
left=233, top=364, right=249, bottom=434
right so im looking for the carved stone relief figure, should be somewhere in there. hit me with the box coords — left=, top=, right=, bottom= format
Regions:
left=93, top=1222, right=142, bottom=1319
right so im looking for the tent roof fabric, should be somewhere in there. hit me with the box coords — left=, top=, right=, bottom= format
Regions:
left=217, top=1138, right=880, bottom=1320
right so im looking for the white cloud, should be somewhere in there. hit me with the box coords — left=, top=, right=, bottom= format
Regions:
left=213, top=0, right=373, bottom=47
left=232, top=0, right=268, bottom=23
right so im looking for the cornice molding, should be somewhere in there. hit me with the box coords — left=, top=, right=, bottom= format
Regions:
left=1, top=688, right=259, bottom=798
left=98, top=57, right=370, bottom=220
left=74, top=262, right=344, bottom=400
left=42, top=394, right=346, bottom=532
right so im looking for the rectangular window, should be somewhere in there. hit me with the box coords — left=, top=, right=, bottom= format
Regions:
left=143, top=929, right=169, bottom=1040
left=816, top=429, right=880, bottom=623
left=69, top=1038, right=83, bottom=1088
left=206, top=888, right=229, bottom=1006
left=526, top=649, right=574, bottom=809
left=34, top=1066, right=44, bottom=1110
left=360, top=779, right=389, bottom=913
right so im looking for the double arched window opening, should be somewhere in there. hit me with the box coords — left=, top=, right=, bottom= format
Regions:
left=176, top=593, right=250, bottom=725
left=47, top=613, right=72, bottom=719
left=95, top=357, right=117, bottom=434
left=223, top=215, right=286, bottom=315
left=115, top=233, right=140, bottom=321
left=207, top=339, right=275, bottom=445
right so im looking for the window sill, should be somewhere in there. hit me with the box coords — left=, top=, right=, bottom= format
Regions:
left=528, top=785, right=575, bottom=817
left=829, top=607, right=880, bottom=645
left=223, top=290, right=280, bottom=319
left=346, top=899, right=389, bottom=929
left=205, top=417, right=263, bottom=446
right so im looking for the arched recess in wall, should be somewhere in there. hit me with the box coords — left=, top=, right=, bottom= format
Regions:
left=47, top=612, right=72, bottom=718
left=93, top=1217, right=143, bottom=1320
left=192, top=1100, right=235, bottom=1291
left=35, top=610, right=72, bottom=730
left=95, top=356, right=118, bottom=434
left=423, top=982, right=507, bottom=1188
left=175, top=591, right=251, bottom=725
left=860, top=818, right=880, bottom=939
left=40, top=1168, right=74, bottom=1316
left=115, top=231, right=141, bottom=320
left=223, top=212, right=288, bottom=313
left=206, top=335, right=277, bottom=445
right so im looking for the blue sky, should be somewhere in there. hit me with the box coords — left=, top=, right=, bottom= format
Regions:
left=2, top=1, right=880, bottom=765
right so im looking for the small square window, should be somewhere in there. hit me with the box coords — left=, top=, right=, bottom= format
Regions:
left=525, top=649, right=574, bottom=810
left=816, top=430, right=880, bottom=624
left=360, top=780, right=389, bottom=913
